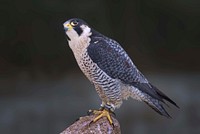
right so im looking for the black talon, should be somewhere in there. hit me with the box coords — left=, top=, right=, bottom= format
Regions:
left=89, top=120, right=94, bottom=126
left=112, top=123, right=115, bottom=128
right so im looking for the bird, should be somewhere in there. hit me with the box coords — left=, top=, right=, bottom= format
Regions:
left=63, top=18, right=179, bottom=125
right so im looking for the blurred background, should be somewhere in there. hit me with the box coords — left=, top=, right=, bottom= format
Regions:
left=0, top=0, right=200, bottom=134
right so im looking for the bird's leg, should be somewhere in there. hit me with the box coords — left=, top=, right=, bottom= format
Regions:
left=89, top=103, right=115, bottom=126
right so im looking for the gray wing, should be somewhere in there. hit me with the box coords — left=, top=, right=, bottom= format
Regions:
left=87, top=38, right=147, bottom=85
left=87, top=38, right=179, bottom=108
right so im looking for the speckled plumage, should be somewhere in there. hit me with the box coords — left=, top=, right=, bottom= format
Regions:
left=63, top=18, right=178, bottom=117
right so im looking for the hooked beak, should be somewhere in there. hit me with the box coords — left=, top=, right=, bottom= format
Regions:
left=63, top=22, right=73, bottom=31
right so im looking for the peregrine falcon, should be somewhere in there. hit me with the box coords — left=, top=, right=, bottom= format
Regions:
left=63, top=18, right=179, bottom=125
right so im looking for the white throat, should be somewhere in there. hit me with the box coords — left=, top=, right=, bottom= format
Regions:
left=66, top=25, right=92, bottom=60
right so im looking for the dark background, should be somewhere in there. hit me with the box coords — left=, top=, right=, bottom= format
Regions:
left=0, top=0, right=200, bottom=134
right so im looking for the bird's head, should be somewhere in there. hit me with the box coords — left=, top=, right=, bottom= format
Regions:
left=63, top=18, right=92, bottom=41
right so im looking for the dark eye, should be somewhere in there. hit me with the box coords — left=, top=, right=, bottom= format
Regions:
left=70, top=20, right=78, bottom=26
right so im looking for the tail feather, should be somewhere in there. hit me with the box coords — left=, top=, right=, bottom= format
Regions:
left=132, top=83, right=179, bottom=117
left=151, top=84, right=179, bottom=108
left=143, top=97, right=171, bottom=118
left=134, top=83, right=179, bottom=108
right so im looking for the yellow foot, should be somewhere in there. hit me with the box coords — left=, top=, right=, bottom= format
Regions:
left=89, top=109, right=114, bottom=126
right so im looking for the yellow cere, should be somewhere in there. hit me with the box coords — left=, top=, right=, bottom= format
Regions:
left=64, top=23, right=73, bottom=30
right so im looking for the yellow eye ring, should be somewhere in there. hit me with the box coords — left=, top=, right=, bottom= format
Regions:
left=70, top=20, right=78, bottom=26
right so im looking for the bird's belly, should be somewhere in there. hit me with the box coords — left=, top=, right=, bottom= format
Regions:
left=77, top=52, right=122, bottom=108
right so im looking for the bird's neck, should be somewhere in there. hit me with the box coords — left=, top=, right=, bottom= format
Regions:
left=68, top=34, right=91, bottom=65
